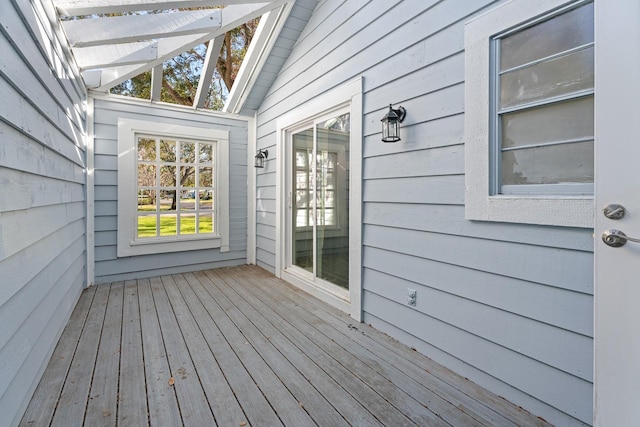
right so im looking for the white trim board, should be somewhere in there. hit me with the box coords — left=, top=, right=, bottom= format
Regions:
left=85, top=97, right=95, bottom=287
left=117, top=118, right=230, bottom=257
left=464, top=0, right=594, bottom=228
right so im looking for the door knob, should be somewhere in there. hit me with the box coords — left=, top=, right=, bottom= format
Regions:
left=602, top=229, right=640, bottom=247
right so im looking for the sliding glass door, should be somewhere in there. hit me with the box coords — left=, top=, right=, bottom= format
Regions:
left=288, top=110, right=350, bottom=294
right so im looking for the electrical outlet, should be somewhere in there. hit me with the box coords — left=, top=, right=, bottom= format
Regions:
left=407, top=288, right=417, bottom=306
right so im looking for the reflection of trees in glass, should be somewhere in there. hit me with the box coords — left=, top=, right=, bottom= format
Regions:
left=320, top=114, right=350, bottom=133
left=501, top=141, right=527, bottom=186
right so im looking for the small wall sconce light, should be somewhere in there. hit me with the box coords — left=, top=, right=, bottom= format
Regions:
left=254, top=149, right=268, bottom=168
left=381, top=104, right=406, bottom=143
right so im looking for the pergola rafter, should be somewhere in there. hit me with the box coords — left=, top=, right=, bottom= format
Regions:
left=51, top=0, right=293, bottom=110
left=62, top=9, right=223, bottom=48
left=54, top=0, right=273, bottom=16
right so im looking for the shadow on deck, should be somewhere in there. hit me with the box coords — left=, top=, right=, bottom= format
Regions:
left=21, top=265, right=550, bottom=426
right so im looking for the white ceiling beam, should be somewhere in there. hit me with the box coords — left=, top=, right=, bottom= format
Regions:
left=224, top=3, right=292, bottom=113
left=63, top=9, right=222, bottom=48
left=93, top=0, right=288, bottom=91
left=89, top=64, right=142, bottom=90
left=54, top=0, right=273, bottom=16
left=150, top=65, right=164, bottom=101
left=81, top=69, right=103, bottom=88
left=194, top=37, right=224, bottom=108
left=74, top=41, right=158, bottom=70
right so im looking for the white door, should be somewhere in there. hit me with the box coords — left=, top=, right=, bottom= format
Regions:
left=594, top=1, right=640, bottom=425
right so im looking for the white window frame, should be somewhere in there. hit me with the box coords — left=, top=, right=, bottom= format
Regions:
left=117, top=119, right=229, bottom=257
left=464, top=0, right=593, bottom=228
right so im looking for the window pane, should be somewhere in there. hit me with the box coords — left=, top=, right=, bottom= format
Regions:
left=500, top=47, right=594, bottom=108
left=296, top=150, right=308, bottom=168
left=502, top=96, right=593, bottom=148
left=180, top=166, right=195, bottom=187
left=137, top=190, right=156, bottom=212
left=199, top=167, right=212, bottom=187
left=296, top=209, right=308, bottom=228
left=159, top=190, right=175, bottom=211
left=159, top=214, right=177, bottom=236
left=179, top=214, right=196, bottom=234
left=318, top=113, right=350, bottom=133
left=137, top=214, right=157, bottom=237
left=137, top=164, right=156, bottom=187
left=160, top=165, right=176, bottom=187
left=501, top=141, right=593, bottom=186
left=137, top=137, right=156, bottom=161
left=500, top=3, right=594, bottom=70
left=159, top=140, right=176, bottom=162
left=199, top=191, right=213, bottom=210
left=199, top=143, right=213, bottom=164
left=296, top=171, right=308, bottom=188
left=180, top=191, right=196, bottom=211
left=296, top=190, right=308, bottom=208
left=199, top=213, right=214, bottom=233
left=180, top=141, right=196, bottom=163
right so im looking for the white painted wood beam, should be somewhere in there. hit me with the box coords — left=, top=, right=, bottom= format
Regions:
left=54, top=0, right=274, bottom=16
left=93, top=0, right=288, bottom=91
left=81, top=69, right=102, bottom=88
left=74, top=41, right=158, bottom=69
left=151, top=64, right=164, bottom=101
left=194, top=36, right=224, bottom=108
left=63, top=9, right=222, bottom=48
left=90, top=64, right=142, bottom=90
left=224, top=3, right=292, bottom=113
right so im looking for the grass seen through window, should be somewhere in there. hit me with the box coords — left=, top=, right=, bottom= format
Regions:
left=137, top=214, right=213, bottom=237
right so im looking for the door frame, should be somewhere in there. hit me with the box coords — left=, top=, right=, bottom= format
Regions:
left=275, top=78, right=363, bottom=321
left=593, top=1, right=640, bottom=425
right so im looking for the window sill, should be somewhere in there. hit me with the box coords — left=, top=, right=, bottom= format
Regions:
left=465, top=194, right=594, bottom=228
left=119, top=235, right=227, bottom=257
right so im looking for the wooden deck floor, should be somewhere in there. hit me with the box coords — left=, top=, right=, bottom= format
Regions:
left=21, top=265, right=550, bottom=426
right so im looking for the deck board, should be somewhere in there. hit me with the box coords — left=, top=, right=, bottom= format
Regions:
left=20, top=285, right=97, bottom=426
left=85, top=281, right=123, bottom=425
left=117, top=280, right=148, bottom=426
left=137, top=278, right=182, bottom=426
left=237, top=266, right=542, bottom=426
left=180, top=271, right=283, bottom=426
left=190, top=270, right=316, bottom=427
left=51, top=283, right=109, bottom=426
left=213, top=268, right=447, bottom=427
left=152, top=275, right=217, bottom=426
left=200, top=269, right=351, bottom=427
left=21, top=265, right=551, bottom=427
left=163, top=273, right=245, bottom=426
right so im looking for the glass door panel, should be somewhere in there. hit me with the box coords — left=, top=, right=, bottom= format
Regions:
left=316, top=114, right=350, bottom=289
left=292, top=129, right=313, bottom=274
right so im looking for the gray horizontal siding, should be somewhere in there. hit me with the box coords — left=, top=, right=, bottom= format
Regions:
left=240, top=0, right=318, bottom=113
left=253, top=0, right=593, bottom=425
left=92, top=98, right=250, bottom=283
left=0, top=0, right=87, bottom=425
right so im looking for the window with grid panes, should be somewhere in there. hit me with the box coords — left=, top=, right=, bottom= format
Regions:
left=117, top=119, right=229, bottom=257
left=294, top=148, right=338, bottom=228
left=136, top=135, right=216, bottom=238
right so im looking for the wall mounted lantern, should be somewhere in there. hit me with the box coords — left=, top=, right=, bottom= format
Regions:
left=254, top=149, right=268, bottom=168
left=380, top=104, right=406, bottom=143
